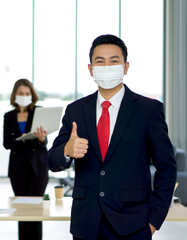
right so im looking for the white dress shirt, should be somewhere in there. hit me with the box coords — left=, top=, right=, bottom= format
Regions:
left=97, top=85, right=125, bottom=143
left=65, top=85, right=125, bottom=161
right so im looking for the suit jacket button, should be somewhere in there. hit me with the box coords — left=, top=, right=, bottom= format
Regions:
left=100, top=192, right=105, bottom=197
left=100, top=170, right=105, bottom=176
left=33, top=149, right=36, bottom=152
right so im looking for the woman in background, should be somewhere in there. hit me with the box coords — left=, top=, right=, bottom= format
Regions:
left=3, top=79, right=49, bottom=240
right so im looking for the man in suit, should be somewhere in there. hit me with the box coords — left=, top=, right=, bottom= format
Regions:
left=48, top=34, right=176, bottom=240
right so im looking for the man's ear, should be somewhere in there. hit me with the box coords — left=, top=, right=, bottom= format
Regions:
left=88, top=64, right=93, bottom=76
left=124, top=62, right=129, bottom=75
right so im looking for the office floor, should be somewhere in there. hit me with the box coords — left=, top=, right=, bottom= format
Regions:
left=0, top=178, right=187, bottom=240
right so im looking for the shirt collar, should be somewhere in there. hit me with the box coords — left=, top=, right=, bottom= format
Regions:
left=97, top=85, right=125, bottom=110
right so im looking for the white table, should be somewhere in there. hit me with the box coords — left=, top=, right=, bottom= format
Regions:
left=0, top=196, right=187, bottom=222
left=0, top=196, right=72, bottom=221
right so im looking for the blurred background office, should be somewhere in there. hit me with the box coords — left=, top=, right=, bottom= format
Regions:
left=0, top=0, right=186, bottom=239
left=1, top=0, right=186, bottom=176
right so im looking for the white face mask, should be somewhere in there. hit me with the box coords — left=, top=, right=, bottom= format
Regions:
left=92, top=65, right=124, bottom=89
left=15, top=95, right=32, bottom=107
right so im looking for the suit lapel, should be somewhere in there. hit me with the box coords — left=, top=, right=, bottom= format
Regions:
left=25, top=109, right=34, bottom=133
left=83, top=92, right=103, bottom=161
left=83, top=86, right=138, bottom=163
left=12, top=110, right=22, bottom=135
left=11, top=108, right=34, bottom=136
left=105, top=86, right=138, bottom=163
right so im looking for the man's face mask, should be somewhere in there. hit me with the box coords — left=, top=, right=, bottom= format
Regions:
left=92, top=64, right=124, bottom=89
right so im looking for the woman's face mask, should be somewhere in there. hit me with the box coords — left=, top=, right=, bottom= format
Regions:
left=92, top=64, right=124, bottom=89
left=15, top=95, right=32, bottom=107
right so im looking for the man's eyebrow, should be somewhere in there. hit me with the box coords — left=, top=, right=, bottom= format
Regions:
left=94, top=56, right=120, bottom=61
left=94, top=56, right=105, bottom=60
left=110, top=55, right=120, bottom=59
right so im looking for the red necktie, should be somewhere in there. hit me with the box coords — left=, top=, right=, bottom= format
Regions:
left=97, top=101, right=111, bottom=161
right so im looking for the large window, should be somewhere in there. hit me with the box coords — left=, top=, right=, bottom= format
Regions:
left=0, top=0, right=32, bottom=176
left=34, top=0, right=76, bottom=98
left=77, top=0, right=119, bottom=96
left=0, top=0, right=163, bottom=176
left=121, top=0, right=163, bottom=101
left=0, top=0, right=32, bottom=90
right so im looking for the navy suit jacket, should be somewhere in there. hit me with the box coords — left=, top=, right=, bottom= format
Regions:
left=48, top=85, right=176, bottom=239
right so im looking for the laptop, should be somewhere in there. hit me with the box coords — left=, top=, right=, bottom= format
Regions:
left=16, top=106, right=63, bottom=141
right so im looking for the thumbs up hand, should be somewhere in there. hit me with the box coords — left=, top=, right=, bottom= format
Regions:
left=64, top=122, right=88, bottom=159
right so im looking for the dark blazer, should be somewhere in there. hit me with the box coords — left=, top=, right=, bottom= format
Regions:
left=48, top=85, right=176, bottom=239
left=3, top=106, right=48, bottom=179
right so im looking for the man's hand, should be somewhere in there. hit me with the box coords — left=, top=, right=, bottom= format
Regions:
left=149, top=223, right=156, bottom=235
left=64, top=122, right=88, bottom=158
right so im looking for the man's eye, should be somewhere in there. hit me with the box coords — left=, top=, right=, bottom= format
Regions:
left=96, top=60, right=103, bottom=63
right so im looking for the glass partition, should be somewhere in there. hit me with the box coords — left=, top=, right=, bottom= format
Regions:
left=121, top=0, right=163, bottom=101
left=0, top=0, right=32, bottom=176
left=77, top=0, right=119, bottom=96
left=0, top=0, right=163, bottom=176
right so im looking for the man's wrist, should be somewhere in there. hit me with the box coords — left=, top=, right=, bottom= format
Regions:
left=64, top=143, right=69, bottom=156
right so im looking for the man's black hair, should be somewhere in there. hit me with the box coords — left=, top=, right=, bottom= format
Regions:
left=89, top=34, right=128, bottom=63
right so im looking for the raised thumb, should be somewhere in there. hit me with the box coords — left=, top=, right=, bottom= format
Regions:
left=71, top=122, right=78, bottom=137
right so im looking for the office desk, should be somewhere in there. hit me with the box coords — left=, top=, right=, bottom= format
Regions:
left=166, top=203, right=187, bottom=221
left=0, top=196, right=187, bottom=222
left=0, top=196, right=72, bottom=221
